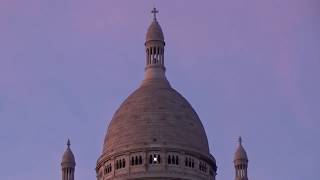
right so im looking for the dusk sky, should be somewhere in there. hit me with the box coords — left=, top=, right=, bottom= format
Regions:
left=0, top=0, right=319, bottom=180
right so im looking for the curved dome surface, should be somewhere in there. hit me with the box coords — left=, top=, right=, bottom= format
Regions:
left=62, top=148, right=75, bottom=165
left=103, top=79, right=210, bottom=155
left=234, top=144, right=248, bottom=161
left=146, top=20, right=164, bottom=42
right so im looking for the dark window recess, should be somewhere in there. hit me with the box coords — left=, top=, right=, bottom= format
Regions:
left=115, top=159, right=126, bottom=170
left=104, top=163, right=112, bottom=174
left=168, top=155, right=179, bottom=165
left=199, top=161, right=208, bottom=173
left=131, top=155, right=143, bottom=166
left=185, top=157, right=195, bottom=168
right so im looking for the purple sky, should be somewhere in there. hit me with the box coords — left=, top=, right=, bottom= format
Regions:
left=0, top=0, right=319, bottom=180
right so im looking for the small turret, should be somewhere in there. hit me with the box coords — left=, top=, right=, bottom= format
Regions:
left=234, top=137, right=249, bottom=180
left=61, top=139, right=76, bottom=180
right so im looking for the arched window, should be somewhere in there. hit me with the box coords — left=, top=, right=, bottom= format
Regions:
left=122, top=159, right=125, bottom=168
left=149, top=155, right=153, bottom=164
left=176, top=156, right=179, bottom=165
left=131, top=157, right=134, bottom=165
left=157, top=155, right=161, bottom=164
left=139, top=156, right=142, bottom=164
left=168, top=155, right=171, bottom=164
left=146, top=49, right=149, bottom=65
left=149, top=154, right=161, bottom=164
left=135, top=156, right=138, bottom=165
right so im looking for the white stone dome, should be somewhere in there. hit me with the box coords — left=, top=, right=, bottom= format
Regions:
left=102, top=78, right=210, bottom=156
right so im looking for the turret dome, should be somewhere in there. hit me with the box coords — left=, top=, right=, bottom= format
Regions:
left=146, top=20, right=164, bottom=42
left=61, top=140, right=76, bottom=167
left=145, top=7, right=164, bottom=42
left=234, top=137, right=248, bottom=161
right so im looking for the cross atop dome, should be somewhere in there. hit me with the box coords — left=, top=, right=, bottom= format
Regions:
left=239, top=136, right=242, bottom=145
left=151, top=7, right=159, bottom=20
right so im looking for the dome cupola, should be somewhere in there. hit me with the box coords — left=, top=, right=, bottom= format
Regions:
left=234, top=137, right=248, bottom=161
left=234, top=137, right=249, bottom=180
left=145, top=8, right=164, bottom=43
left=61, top=139, right=76, bottom=180
left=61, top=139, right=76, bottom=167
left=144, top=7, right=166, bottom=80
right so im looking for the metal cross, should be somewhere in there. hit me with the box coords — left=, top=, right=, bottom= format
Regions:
left=151, top=7, right=159, bottom=20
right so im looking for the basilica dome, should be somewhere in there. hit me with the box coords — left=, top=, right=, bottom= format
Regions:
left=103, top=78, right=210, bottom=156
left=96, top=8, right=216, bottom=180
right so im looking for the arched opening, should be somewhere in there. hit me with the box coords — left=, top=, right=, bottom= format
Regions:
left=139, top=156, right=142, bottom=164
left=157, top=155, right=161, bottom=164
left=135, top=156, right=138, bottom=165
left=149, top=155, right=152, bottom=164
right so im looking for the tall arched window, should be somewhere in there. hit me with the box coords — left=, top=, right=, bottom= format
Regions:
left=149, top=155, right=153, bottom=164
left=176, top=156, right=179, bottom=165
left=139, top=156, right=142, bottom=164
left=135, top=156, right=138, bottom=165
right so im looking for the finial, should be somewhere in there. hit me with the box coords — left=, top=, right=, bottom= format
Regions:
left=238, top=136, right=242, bottom=145
left=67, top=139, right=71, bottom=149
left=151, top=7, right=159, bottom=21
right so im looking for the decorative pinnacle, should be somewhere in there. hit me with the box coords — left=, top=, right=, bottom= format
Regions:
left=67, top=139, right=71, bottom=149
left=151, top=7, right=159, bottom=21
left=238, top=136, right=242, bottom=145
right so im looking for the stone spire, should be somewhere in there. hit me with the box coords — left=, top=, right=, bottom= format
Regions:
left=234, top=137, right=249, bottom=180
left=144, top=7, right=166, bottom=80
left=61, top=139, right=76, bottom=180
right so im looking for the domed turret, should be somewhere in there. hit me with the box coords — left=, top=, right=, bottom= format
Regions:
left=234, top=137, right=249, bottom=180
left=61, top=140, right=75, bottom=180
left=234, top=137, right=248, bottom=161
left=144, top=7, right=166, bottom=80
left=146, top=19, right=164, bottom=42
left=62, top=139, right=76, bottom=166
